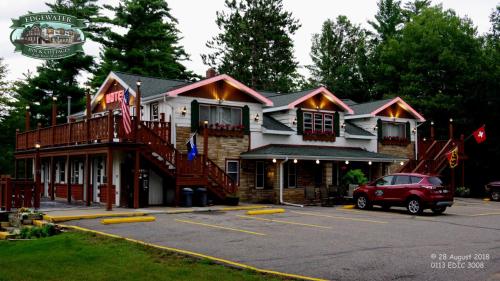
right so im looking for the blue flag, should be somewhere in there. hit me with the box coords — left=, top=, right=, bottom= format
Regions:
left=187, top=134, right=198, bottom=161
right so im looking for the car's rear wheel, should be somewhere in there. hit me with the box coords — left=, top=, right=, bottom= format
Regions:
left=356, top=195, right=371, bottom=210
left=491, top=191, right=500, bottom=201
left=431, top=206, right=447, bottom=214
left=407, top=198, right=423, bottom=215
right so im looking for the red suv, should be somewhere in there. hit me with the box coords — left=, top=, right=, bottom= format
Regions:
left=353, top=173, right=454, bottom=215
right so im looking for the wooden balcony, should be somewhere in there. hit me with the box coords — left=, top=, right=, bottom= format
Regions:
left=15, top=113, right=171, bottom=151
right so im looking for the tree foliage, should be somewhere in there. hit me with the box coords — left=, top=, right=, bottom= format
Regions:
left=368, top=0, right=403, bottom=42
left=308, top=16, right=370, bottom=101
left=92, top=0, right=194, bottom=87
left=202, top=0, right=301, bottom=92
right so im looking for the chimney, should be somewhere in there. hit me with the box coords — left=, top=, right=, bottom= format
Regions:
left=206, top=68, right=217, bottom=78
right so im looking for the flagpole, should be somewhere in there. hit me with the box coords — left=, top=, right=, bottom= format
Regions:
left=464, top=124, right=485, bottom=142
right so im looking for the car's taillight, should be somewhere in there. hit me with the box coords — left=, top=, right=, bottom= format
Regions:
left=421, top=185, right=435, bottom=190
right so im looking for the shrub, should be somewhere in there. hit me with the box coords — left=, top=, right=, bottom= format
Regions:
left=342, top=169, right=368, bottom=186
left=18, top=224, right=58, bottom=239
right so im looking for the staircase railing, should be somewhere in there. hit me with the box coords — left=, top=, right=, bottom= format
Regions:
left=206, top=158, right=237, bottom=195
left=137, top=125, right=177, bottom=167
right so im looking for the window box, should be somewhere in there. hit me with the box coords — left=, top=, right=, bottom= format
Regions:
left=303, top=130, right=336, bottom=142
left=380, top=136, right=410, bottom=146
left=201, top=123, right=245, bottom=138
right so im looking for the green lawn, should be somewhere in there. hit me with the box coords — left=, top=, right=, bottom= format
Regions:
left=0, top=231, right=283, bottom=281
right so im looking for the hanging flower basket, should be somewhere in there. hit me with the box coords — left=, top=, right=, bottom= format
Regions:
left=201, top=123, right=245, bottom=138
left=381, top=136, right=411, bottom=146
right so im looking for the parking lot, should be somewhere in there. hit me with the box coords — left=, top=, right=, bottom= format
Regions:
left=67, top=198, right=500, bottom=281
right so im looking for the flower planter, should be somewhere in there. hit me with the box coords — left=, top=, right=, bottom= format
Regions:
left=380, top=138, right=410, bottom=146
left=203, top=127, right=245, bottom=138
left=303, top=134, right=336, bottom=142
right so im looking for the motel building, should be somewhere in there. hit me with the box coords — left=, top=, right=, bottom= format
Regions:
left=10, top=69, right=436, bottom=211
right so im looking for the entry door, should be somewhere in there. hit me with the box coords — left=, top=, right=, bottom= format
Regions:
left=43, top=163, right=49, bottom=197
left=93, top=158, right=105, bottom=203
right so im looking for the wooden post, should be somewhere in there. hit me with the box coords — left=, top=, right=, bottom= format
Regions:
left=108, top=109, right=113, bottom=143
left=14, top=157, right=18, bottom=179
left=430, top=121, right=435, bottom=140
left=135, top=80, right=142, bottom=141
left=25, top=106, right=30, bottom=131
left=460, top=134, right=465, bottom=187
left=86, top=89, right=91, bottom=144
left=52, top=97, right=57, bottom=126
left=133, top=150, right=140, bottom=209
left=67, top=155, right=71, bottom=203
left=106, top=148, right=113, bottom=211
left=203, top=122, right=208, bottom=179
left=34, top=147, right=41, bottom=209
left=50, top=157, right=55, bottom=201
left=85, top=154, right=91, bottom=206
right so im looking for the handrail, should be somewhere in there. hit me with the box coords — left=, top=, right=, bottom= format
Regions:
left=206, top=158, right=237, bottom=194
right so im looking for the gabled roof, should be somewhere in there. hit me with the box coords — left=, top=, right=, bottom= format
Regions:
left=114, top=72, right=190, bottom=99
left=263, top=87, right=354, bottom=114
left=166, top=74, right=274, bottom=106
left=263, top=115, right=294, bottom=132
left=347, top=97, right=425, bottom=122
left=240, top=144, right=406, bottom=162
left=345, top=121, right=375, bottom=137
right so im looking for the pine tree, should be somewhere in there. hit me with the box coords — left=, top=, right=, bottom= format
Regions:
left=92, top=0, right=193, bottom=87
left=402, top=0, right=432, bottom=22
left=202, top=0, right=301, bottom=92
left=308, top=16, right=370, bottom=101
left=368, top=0, right=404, bottom=42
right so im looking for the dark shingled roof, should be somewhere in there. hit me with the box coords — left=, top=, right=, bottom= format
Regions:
left=114, top=71, right=191, bottom=98
left=263, top=115, right=294, bottom=132
left=349, top=98, right=393, bottom=115
left=345, top=121, right=375, bottom=137
left=241, top=144, right=406, bottom=162
left=264, top=89, right=315, bottom=107
left=341, top=99, right=358, bottom=106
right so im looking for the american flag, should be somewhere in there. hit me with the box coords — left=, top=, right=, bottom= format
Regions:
left=120, top=88, right=132, bottom=134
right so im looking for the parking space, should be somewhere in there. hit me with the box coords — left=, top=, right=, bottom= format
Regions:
left=66, top=199, right=500, bottom=281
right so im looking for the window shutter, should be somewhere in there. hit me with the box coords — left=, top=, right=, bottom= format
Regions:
left=191, top=100, right=199, bottom=132
left=334, top=111, right=340, bottom=136
left=406, top=121, right=411, bottom=140
left=377, top=119, right=383, bottom=140
left=242, top=105, right=250, bottom=134
left=296, top=108, right=303, bottom=135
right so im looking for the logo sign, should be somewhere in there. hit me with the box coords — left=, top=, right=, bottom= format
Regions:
left=446, top=146, right=459, bottom=169
left=375, top=190, right=384, bottom=196
left=106, top=90, right=124, bottom=104
left=10, top=13, right=86, bottom=59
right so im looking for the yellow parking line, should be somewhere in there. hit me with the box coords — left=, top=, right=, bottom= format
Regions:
left=237, top=215, right=332, bottom=229
left=466, top=212, right=500, bottom=217
left=336, top=208, right=403, bottom=218
left=290, top=211, right=388, bottom=224
left=174, top=219, right=266, bottom=236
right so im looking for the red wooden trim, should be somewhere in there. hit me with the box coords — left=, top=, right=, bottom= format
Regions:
left=288, top=87, right=354, bottom=114
left=370, top=97, right=425, bottom=122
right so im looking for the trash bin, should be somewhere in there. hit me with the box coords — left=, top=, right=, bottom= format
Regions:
left=182, top=188, right=193, bottom=207
left=195, top=187, right=207, bottom=207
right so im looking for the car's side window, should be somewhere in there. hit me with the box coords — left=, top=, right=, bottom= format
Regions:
left=410, top=176, right=423, bottom=184
left=394, top=175, right=410, bottom=185
left=377, top=176, right=394, bottom=186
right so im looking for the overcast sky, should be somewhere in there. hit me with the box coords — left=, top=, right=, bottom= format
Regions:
left=0, top=0, right=498, bottom=84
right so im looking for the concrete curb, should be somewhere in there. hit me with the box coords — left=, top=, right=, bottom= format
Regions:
left=60, top=224, right=327, bottom=281
left=246, top=208, right=285, bottom=215
left=43, top=212, right=147, bottom=223
left=101, top=216, right=156, bottom=225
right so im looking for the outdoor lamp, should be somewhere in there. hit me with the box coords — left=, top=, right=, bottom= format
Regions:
left=449, top=118, right=453, bottom=123
left=341, top=122, right=346, bottom=129
left=400, top=161, right=404, bottom=166
left=181, top=106, right=187, bottom=116
left=35, top=142, right=41, bottom=149
left=292, top=117, right=297, bottom=125
left=373, top=125, right=378, bottom=131
left=345, top=160, right=349, bottom=165
left=412, top=127, right=417, bottom=134
left=25, top=105, right=30, bottom=110
left=293, top=159, right=298, bottom=164
left=430, top=121, right=434, bottom=126
left=316, top=160, right=320, bottom=164
left=368, top=161, right=372, bottom=165
left=136, top=80, right=142, bottom=87
left=272, top=158, right=277, bottom=163
left=254, top=114, right=259, bottom=122
left=52, top=96, right=57, bottom=101
left=316, top=106, right=320, bottom=111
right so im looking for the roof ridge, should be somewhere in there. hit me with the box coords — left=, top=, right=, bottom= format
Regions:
left=113, top=71, right=192, bottom=83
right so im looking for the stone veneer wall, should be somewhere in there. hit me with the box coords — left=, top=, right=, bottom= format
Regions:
left=378, top=142, right=415, bottom=174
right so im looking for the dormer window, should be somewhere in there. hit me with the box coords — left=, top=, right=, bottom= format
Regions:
left=303, top=112, right=334, bottom=134
left=199, top=104, right=242, bottom=126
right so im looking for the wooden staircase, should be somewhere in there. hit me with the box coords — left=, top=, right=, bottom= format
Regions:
left=400, top=139, right=459, bottom=175
left=137, top=125, right=236, bottom=200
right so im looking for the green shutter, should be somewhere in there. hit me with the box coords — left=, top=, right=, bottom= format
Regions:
left=334, top=111, right=340, bottom=136
left=191, top=100, right=199, bottom=132
left=377, top=119, right=383, bottom=140
left=243, top=105, right=250, bottom=134
left=406, top=121, right=411, bottom=140
left=296, top=108, right=303, bottom=135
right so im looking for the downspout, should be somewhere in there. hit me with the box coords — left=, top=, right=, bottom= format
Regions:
left=279, top=157, right=304, bottom=208
left=415, top=122, right=425, bottom=160
left=163, top=95, right=176, bottom=148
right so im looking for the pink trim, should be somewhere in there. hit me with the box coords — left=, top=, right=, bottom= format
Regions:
left=287, top=87, right=354, bottom=114
left=166, top=74, right=273, bottom=106
left=370, top=97, right=425, bottom=122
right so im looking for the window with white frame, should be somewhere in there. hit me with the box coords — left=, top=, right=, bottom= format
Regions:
left=382, top=122, right=406, bottom=138
left=303, top=112, right=334, bottom=133
left=58, top=160, right=65, bottom=183
left=150, top=102, right=159, bottom=121
left=226, top=160, right=239, bottom=183
left=200, top=105, right=242, bottom=125
left=71, top=161, right=80, bottom=184
left=255, top=161, right=265, bottom=189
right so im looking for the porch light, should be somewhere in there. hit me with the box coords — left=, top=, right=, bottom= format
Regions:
left=373, top=125, right=378, bottom=131
left=430, top=121, right=434, bottom=126
left=218, top=98, right=224, bottom=104
left=25, top=105, right=30, bottom=110
left=345, top=160, right=349, bottom=165
left=316, top=160, right=320, bottom=164
left=293, top=159, right=298, bottom=164
left=316, top=106, right=320, bottom=111
left=412, top=127, right=417, bottom=134
left=368, top=161, right=372, bottom=165
left=35, top=142, right=41, bottom=149
left=423, top=137, right=427, bottom=141
left=203, top=120, right=208, bottom=126
left=272, top=158, right=277, bottom=163
left=254, top=113, right=260, bottom=122
left=136, top=80, right=142, bottom=87
left=52, top=96, right=57, bottom=101
left=341, top=122, right=346, bottom=129
left=292, top=117, right=297, bottom=125
left=181, top=106, right=187, bottom=116
left=400, top=161, right=404, bottom=166
left=449, top=118, right=453, bottom=123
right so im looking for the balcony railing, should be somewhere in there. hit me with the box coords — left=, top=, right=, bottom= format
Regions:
left=16, top=113, right=170, bottom=151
